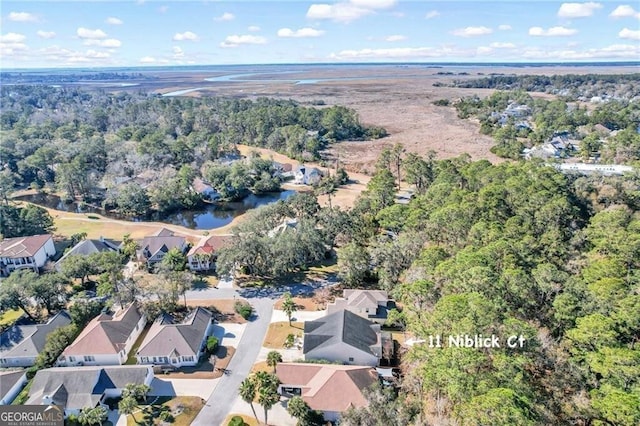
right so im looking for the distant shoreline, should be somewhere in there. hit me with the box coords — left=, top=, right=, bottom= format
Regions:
left=2, top=61, right=639, bottom=73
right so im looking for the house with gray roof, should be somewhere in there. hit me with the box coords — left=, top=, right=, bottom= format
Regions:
left=54, top=237, right=119, bottom=271
left=303, top=309, right=382, bottom=367
left=0, top=370, right=27, bottom=405
left=326, top=290, right=393, bottom=323
left=136, top=229, right=187, bottom=269
left=57, top=304, right=146, bottom=367
left=27, top=365, right=153, bottom=417
left=0, top=311, right=72, bottom=367
left=136, top=307, right=214, bottom=367
left=294, top=165, right=322, bottom=185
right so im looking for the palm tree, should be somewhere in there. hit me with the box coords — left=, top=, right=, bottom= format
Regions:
left=122, top=383, right=152, bottom=403
left=118, top=395, right=138, bottom=423
left=257, top=383, right=280, bottom=426
left=78, top=406, right=107, bottom=426
left=266, top=350, right=283, bottom=373
left=281, top=292, right=297, bottom=326
left=239, top=378, right=259, bottom=423
left=286, top=396, right=310, bottom=425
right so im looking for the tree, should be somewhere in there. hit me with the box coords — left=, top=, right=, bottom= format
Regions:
left=159, top=247, right=188, bottom=272
left=115, top=182, right=151, bottom=216
left=122, top=383, right=152, bottom=403
left=0, top=269, right=36, bottom=320
left=266, top=350, right=283, bottom=373
left=281, top=291, right=297, bottom=326
left=118, top=395, right=138, bottom=422
left=120, top=234, right=139, bottom=262
left=337, top=242, right=372, bottom=287
left=60, top=255, right=96, bottom=285
left=239, top=378, right=259, bottom=423
left=0, top=168, right=16, bottom=204
left=258, top=380, right=281, bottom=426
left=35, top=324, right=78, bottom=369
left=31, top=272, right=68, bottom=314
left=78, top=406, right=107, bottom=426
left=287, top=396, right=311, bottom=426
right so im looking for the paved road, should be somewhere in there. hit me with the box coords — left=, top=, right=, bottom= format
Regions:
left=189, top=279, right=335, bottom=425
left=192, top=296, right=274, bottom=425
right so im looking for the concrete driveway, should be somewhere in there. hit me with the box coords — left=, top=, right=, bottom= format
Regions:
left=149, top=377, right=219, bottom=399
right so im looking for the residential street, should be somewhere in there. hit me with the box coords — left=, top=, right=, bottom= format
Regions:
left=188, top=278, right=333, bottom=425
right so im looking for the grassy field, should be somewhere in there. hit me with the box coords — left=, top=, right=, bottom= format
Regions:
left=126, top=396, right=205, bottom=426
left=0, top=309, right=23, bottom=327
left=263, top=322, right=303, bottom=349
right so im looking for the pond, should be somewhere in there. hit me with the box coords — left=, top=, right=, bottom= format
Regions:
left=15, top=190, right=296, bottom=230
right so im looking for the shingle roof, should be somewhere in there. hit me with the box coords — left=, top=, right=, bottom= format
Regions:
left=187, top=235, right=232, bottom=256
left=0, top=311, right=72, bottom=360
left=0, top=235, right=52, bottom=258
left=62, top=305, right=142, bottom=356
left=276, top=363, right=378, bottom=413
left=303, top=310, right=381, bottom=357
left=27, top=366, right=151, bottom=410
left=136, top=307, right=212, bottom=359
left=137, top=236, right=186, bottom=259
left=0, top=370, right=26, bottom=401
left=54, top=239, right=117, bottom=270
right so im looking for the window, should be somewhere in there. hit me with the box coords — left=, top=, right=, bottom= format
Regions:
left=69, top=357, right=75, bottom=363
left=183, top=356, right=194, bottom=362
left=348, top=357, right=354, bottom=362
left=84, top=355, right=95, bottom=362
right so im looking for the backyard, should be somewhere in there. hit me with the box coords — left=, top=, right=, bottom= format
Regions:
left=125, top=396, right=205, bottom=426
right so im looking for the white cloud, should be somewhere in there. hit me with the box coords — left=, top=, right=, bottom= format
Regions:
left=140, top=56, right=156, bottom=63
left=158, top=6, right=169, bottom=14
left=476, top=46, right=493, bottom=55
left=529, top=26, right=578, bottom=36
left=610, top=5, right=640, bottom=19
left=84, top=38, right=122, bottom=48
left=8, top=12, right=38, bottom=22
left=172, top=46, right=184, bottom=58
left=220, top=34, right=267, bottom=48
left=37, top=46, right=113, bottom=64
left=350, top=0, right=397, bottom=9
left=77, top=27, right=107, bottom=39
left=277, top=27, right=325, bottom=38
left=307, top=3, right=372, bottom=22
left=490, top=42, right=516, bottom=48
left=557, top=2, right=602, bottom=18
left=215, top=12, right=235, bottom=21
left=452, top=26, right=493, bottom=37
left=0, top=33, right=28, bottom=56
left=0, top=33, right=27, bottom=43
left=36, top=30, right=56, bottom=39
left=173, top=31, right=199, bottom=41
left=498, top=24, right=512, bottom=30
left=248, top=25, right=261, bottom=32
left=619, top=27, right=640, bottom=40
left=425, top=10, right=440, bottom=19
left=105, top=17, right=123, bottom=25
left=385, top=34, right=406, bottom=42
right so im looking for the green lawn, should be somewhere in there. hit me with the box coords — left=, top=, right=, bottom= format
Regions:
left=0, top=309, right=24, bottom=327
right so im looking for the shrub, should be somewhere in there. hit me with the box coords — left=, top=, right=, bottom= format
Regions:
left=284, top=333, right=295, bottom=349
left=228, top=416, right=247, bottom=426
left=206, top=336, right=219, bottom=354
left=234, top=301, right=253, bottom=320
left=25, top=366, right=38, bottom=380
left=159, top=411, right=175, bottom=423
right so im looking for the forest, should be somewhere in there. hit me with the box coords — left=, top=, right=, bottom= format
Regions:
left=333, top=150, right=639, bottom=425
left=451, top=90, right=640, bottom=161
left=442, top=73, right=640, bottom=101
left=209, top=142, right=639, bottom=425
left=0, top=85, right=384, bottom=214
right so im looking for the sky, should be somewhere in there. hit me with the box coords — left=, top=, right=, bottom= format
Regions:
left=0, top=1, right=639, bottom=68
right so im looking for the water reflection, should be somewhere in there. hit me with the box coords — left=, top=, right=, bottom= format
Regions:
left=15, top=190, right=295, bottom=230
